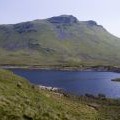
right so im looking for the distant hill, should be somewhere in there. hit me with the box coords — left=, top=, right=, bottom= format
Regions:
left=0, top=15, right=120, bottom=66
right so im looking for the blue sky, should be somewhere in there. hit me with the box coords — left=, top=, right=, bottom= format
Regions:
left=0, top=0, right=120, bottom=37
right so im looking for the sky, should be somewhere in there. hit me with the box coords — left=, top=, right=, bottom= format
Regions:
left=0, top=0, right=120, bottom=37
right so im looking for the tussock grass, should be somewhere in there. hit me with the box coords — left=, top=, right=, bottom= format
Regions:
left=0, top=69, right=120, bottom=120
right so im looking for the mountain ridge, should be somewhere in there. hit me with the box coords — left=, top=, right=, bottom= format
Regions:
left=0, top=15, right=120, bottom=66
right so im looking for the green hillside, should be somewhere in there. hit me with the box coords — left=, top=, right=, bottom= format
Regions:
left=0, top=15, right=120, bottom=66
left=0, top=69, right=120, bottom=120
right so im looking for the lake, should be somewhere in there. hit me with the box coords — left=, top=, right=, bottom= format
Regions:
left=10, top=69, right=120, bottom=98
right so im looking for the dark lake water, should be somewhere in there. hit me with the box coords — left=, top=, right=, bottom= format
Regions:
left=10, top=69, right=120, bottom=98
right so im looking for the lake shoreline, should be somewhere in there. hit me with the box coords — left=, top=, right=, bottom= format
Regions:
left=38, top=84, right=108, bottom=99
left=1, top=65, right=120, bottom=73
left=4, top=66, right=120, bottom=98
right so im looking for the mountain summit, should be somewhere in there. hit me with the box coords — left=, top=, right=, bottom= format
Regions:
left=0, top=15, right=120, bottom=66
left=47, top=15, right=78, bottom=24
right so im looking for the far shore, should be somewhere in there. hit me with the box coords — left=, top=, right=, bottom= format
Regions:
left=1, top=65, right=120, bottom=72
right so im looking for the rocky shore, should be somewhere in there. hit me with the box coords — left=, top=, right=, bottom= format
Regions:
left=38, top=85, right=62, bottom=92
left=111, top=78, right=120, bottom=82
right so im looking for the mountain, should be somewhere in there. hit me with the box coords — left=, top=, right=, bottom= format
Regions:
left=0, top=15, right=120, bottom=66
left=0, top=69, right=120, bottom=120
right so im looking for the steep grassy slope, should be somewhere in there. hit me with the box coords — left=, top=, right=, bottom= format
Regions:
left=0, top=69, right=97, bottom=120
left=0, top=15, right=120, bottom=66
left=0, top=69, right=120, bottom=120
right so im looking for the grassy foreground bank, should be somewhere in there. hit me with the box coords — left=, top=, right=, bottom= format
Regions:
left=0, top=69, right=120, bottom=120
